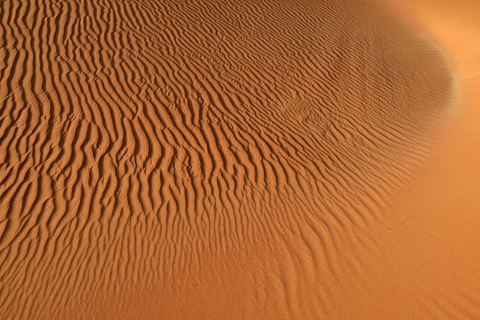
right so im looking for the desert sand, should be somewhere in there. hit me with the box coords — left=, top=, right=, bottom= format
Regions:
left=0, top=0, right=478, bottom=319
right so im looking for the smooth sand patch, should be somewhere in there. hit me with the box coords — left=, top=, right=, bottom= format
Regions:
left=330, top=1, right=480, bottom=318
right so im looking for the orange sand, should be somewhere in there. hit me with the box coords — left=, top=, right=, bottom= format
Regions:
left=0, top=0, right=478, bottom=319
left=340, top=0, right=480, bottom=318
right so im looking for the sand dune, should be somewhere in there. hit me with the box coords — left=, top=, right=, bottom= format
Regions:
left=0, top=0, right=469, bottom=319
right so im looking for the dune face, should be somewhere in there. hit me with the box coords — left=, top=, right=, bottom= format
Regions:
left=0, top=0, right=456, bottom=319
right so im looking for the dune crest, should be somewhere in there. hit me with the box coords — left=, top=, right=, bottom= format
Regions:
left=0, top=0, right=456, bottom=318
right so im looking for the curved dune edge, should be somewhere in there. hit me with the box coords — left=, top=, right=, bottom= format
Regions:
left=337, top=1, right=480, bottom=319
left=0, top=0, right=461, bottom=319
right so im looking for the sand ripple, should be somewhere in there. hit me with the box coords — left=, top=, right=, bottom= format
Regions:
left=0, top=0, right=454, bottom=318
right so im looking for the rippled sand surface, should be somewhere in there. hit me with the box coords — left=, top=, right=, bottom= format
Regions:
left=1, top=0, right=475, bottom=319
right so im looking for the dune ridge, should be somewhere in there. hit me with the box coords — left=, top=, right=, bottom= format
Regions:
left=0, top=0, right=456, bottom=318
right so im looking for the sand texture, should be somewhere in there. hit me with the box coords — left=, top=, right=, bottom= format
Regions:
left=1, top=0, right=478, bottom=319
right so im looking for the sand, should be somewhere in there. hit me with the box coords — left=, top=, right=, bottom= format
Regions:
left=0, top=0, right=478, bottom=319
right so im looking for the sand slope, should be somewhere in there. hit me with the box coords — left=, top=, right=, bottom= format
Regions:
left=0, top=0, right=458, bottom=319
left=333, top=0, right=480, bottom=318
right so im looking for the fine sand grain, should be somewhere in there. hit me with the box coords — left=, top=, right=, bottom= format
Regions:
left=0, top=0, right=468, bottom=319
left=334, top=0, right=480, bottom=319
